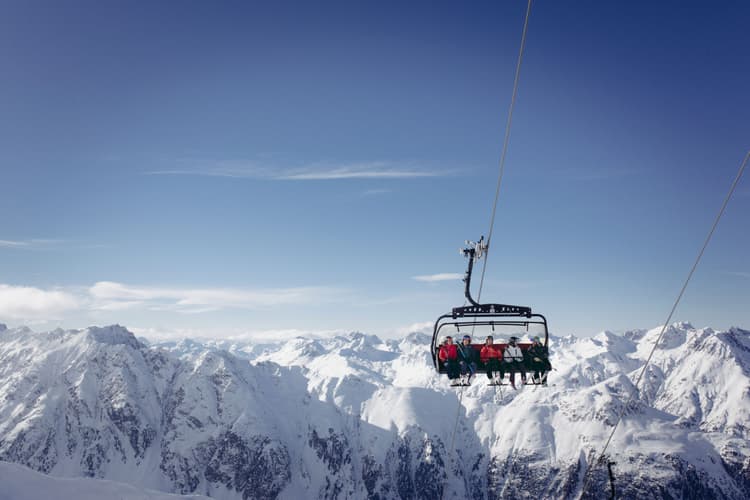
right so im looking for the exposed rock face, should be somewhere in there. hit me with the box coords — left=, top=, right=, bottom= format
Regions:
left=201, top=432, right=291, bottom=500
left=0, top=324, right=749, bottom=499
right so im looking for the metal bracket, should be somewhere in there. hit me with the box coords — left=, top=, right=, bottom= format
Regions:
left=452, top=304, right=531, bottom=318
left=460, top=236, right=488, bottom=261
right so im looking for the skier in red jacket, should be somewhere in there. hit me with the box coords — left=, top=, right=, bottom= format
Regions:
left=438, top=336, right=460, bottom=385
left=480, top=335, right=503, bottom=385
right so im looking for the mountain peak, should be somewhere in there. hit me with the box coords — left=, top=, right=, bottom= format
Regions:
left=84, top=324, right=143, bottom=349
left=335, top=331, right=383, bottom=347
left=401, top=331, right=431, bottom=345
left=673, top=320, right=694, bottom=330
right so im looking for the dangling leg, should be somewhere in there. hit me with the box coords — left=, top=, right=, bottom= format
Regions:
left=459, top=361, right=470, bottom=385
left=447, top=360, right=460, bottom=385
left=489, top=359, right=500, bottom=385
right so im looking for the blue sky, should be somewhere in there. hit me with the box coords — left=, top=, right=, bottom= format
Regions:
left=1, top=0, right=748, bottom=340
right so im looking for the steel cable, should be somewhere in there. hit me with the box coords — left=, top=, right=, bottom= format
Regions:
left=578, top=150, right=749, bottom=499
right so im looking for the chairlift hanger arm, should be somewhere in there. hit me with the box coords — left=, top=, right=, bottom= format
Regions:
left=461, top=236, right=487, bottom=306
left=459, top=236, right=531, bottom=317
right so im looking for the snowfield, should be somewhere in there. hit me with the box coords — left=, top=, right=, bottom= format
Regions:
left=0, top=321, right=748, bottom=499
left=0, top=460, right=210, bottom=500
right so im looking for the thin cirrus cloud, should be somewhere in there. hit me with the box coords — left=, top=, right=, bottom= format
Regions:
left=0, top=239, right=62, bottom=249
left=0, top=284, right=80, bottom=319
left=723, top=271, right=750, bottom=279
left=146, top=161, right=448, bottom=181
left=277, top=163, right=441, bottom=180
left=89, top=281, right=345, bottom=313
left=412, top=273, right=464, bottom=282
left=0, top=240, right=29, bottom=248
left=361, top=188, right=393, bottom=197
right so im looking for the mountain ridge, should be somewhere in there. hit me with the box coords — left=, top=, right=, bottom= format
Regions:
left=0, top=323, right=748, bottom=499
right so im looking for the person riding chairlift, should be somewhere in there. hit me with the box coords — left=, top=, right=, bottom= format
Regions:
left=501, top=336, right=526, bottom=389
left=480, top=335, right=503, bottom=385
left=456, top=334, right=477, bottom=386
left=526, top=335, right=551, bottom=385
left=438, top=336, right=460, bottom=384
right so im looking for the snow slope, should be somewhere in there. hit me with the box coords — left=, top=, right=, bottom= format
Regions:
left=0, top=460, right=210, bottom=500
left=1, top=322, right=749, bottom=499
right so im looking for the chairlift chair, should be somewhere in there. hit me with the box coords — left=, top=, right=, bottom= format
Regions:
left=431, top=237, right=550, bottom=383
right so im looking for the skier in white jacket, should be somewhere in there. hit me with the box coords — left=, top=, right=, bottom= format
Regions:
left=500, top=336, right=527, bottom=389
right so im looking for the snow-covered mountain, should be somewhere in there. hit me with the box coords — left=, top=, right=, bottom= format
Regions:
left=0, top=321, right=749, bottom=499
left=0, top=460, right=211, bottom=500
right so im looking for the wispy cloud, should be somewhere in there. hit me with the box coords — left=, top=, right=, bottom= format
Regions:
left=0, top=239, right=64, bottom=249
left=146, top=161, right=448, bottom=181
left=0, top=239, right=103, bottom=251
left=412, top=273, right=463, bottom=282
left=0, top=280, right=347, bottom=321
left=361, top=188, right=393, bottom=197
left=89, top=281, right=344, bottom=313
left=393, top=321, right=434, bottom=336
left=0, top=284, right=80, bottom=319
left=723, top=271, right=750, bottom=279
left=146, top=165, right=272, bottom=179
left=277, top=163, right=441, bottom=180
left=0, top=240, right=30, bottom=248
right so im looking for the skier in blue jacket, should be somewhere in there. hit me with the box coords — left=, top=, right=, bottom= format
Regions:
left=456, top=335, right=478, bottom=385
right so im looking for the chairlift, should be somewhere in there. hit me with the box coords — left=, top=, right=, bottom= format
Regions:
left=431, top=237, right=550, bottom=384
